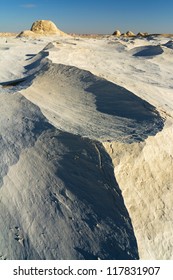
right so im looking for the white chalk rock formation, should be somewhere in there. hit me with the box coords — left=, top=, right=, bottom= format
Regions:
left=112, top=30, right=121, bottom=36
left=0, top=32, right=172, bottom=261
left=104, top=123, right=173, bottom=259
left=31, top=20, right=65, bottom=35
left=137, top=32, right=145, bottom=37
left=137, top=32, right=149, bottom=37
left=17, top=20, right=66, bottom=37
left=126, top=31, right=135, bottom=37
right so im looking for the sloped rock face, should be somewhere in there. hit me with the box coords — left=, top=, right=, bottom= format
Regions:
left=31, top=20, right=63, bottom=35
left=103, top=124, right=173, bottom=260
left=0, top=92, right=139, bottom=260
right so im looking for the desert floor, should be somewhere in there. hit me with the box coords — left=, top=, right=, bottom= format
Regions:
left=0, top=34, right=173, bottom=259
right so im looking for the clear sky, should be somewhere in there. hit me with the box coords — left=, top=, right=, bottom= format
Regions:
left=0, top=0, right=173, bottom=34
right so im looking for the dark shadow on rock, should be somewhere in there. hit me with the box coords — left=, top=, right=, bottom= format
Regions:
left=74, top=248, right=98, bottom=260
left=163, top=40, right=173, bottom=50
left=54, top=131, right=139, bottom=259
left=131, top=45, right=164, bottom=57
left=25, top=54, right=37, bottom=61
left=85, top=79, right=160, bottom=121
left=83, top=71, right=164, bottom=139
left=0, top=125, right=140, bottom=260
left=0, top=77, right=27, bottom=88
left=24, top=51, right=48, bottom=73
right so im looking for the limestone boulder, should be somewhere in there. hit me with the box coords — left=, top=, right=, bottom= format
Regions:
left=126, top=31, right=136, bottom=37
left=137, top=32, right=149, bottom=37
left=112, top=30, right=121, bottom=36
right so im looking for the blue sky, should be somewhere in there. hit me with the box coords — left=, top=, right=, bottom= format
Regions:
left=0, top=0, right=173, bottom=34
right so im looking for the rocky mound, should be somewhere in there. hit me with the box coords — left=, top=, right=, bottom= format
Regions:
left=31, top=20, right=65, bottom=35
left=17, top=20, right=66, bottom=37
left=137, top=32, right=149, bottom=37
left=126, top=31, right=136, bottom=37
left=112, top=30, right=121, bottom=36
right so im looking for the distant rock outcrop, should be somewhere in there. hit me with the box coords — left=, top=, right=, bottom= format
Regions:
left=112, top=30, right=121, bottom=36
left=31, top=20, right=64, bottom=35
left=164, top=40, right=173, bottom=49
left=17, top=20, right=66, bottom=37
left=137, top=32, right=145, bottom=37
left=137, top=32, right=149, bottom=37
left=0, top=32, right=17, bottom=37
left=126, top=31, right=135, bottom=37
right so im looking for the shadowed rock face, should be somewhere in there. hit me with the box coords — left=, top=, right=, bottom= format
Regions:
left=85, top=78, right=160, bottom=121
left=0, top=90, right=139, bottom=260
left=164, top=40, right=173, bottom=50
left=131, top=45, right=164, bottom=57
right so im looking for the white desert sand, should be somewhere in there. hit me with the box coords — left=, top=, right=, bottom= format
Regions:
left=0, top=23, right=173, bottom=260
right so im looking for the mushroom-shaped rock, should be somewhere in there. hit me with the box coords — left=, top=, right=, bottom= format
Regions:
left=31, top=20, right=65, bottom=35
left=112, top=30, right=121, bottom=36
left=126, top=31, right=135, bottom=37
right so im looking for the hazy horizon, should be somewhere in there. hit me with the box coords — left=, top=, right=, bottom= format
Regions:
left=0, top=0, right=173, bottom=34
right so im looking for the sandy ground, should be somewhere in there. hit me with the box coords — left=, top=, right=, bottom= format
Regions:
left=0, top=33, right=173, bottom=259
